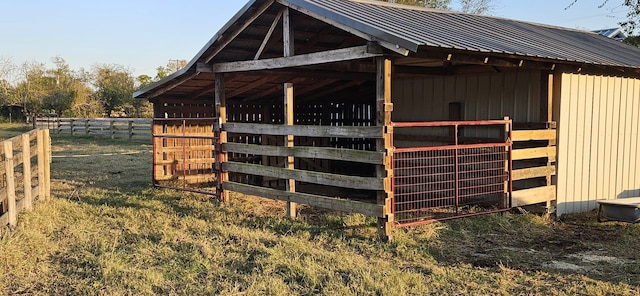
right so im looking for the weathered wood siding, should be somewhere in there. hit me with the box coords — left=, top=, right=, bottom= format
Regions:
left=556, top=73, right=640, bottom=215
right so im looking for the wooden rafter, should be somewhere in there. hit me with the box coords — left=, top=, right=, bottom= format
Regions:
left=255, top=9, right=284, bottom=60
left=204, top=0, right=275, bottom=63
left=147, top=72, right=199, bottom=99
left=227, top=76, right=277, bottom=98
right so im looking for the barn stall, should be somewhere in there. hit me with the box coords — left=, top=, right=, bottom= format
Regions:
left=134, top=0, right=640, bottom=239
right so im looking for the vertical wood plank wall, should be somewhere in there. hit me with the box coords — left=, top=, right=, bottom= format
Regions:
left=392, top=71, right=542, bottom=147
left=556, top=73, right=640, bottom=215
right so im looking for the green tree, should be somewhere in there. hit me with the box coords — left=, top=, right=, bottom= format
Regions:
left=40, top=57, right=78, bottom=116
left=93, top=64, right=135, bottom=117
left=11, top=62, right=49, bottom=117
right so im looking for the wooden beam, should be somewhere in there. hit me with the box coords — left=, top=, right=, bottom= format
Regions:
left=223, top=143, right=385, bottom=164
left=376, top=57, right=394, bottom=241
left=255, top=9, right=284, bottom=60
left=512, top=166, right=556, bottom=181
left=204, top=0, right=275, bottom=63
left=147, top=72, right=199, bottom=99
left=3, top=141, right=16, bottom=226
left=512, top=129, right=556, bottom=141
left=222, top=161, right=384, bottom=190
left=512, top=185, right=556, bottom=207
left=223, top=181, right=384, bottom=217
left=512, top=146, right=557, bottom=161
left=244, top=77, right=305, bottom=101
left=215, top=73, right=229, bottom=202
left=190, top=81, right=218, bottom=99
left=227, top=76, right=276, bottom=98
left=204, top=45, right=382, bottom=73
left=223, top=122, right=384, bottom=138
left=300, top=80, right=362, bottom=101
left=275, top=0, right=410, bottom=55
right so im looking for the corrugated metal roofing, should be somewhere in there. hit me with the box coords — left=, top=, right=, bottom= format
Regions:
left=284, top=0, right=640, bottom=68
left=135, top=0, right=640, bottom=99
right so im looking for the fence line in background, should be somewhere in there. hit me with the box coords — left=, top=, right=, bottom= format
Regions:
left=0, top=129, right=52, bottom=226
left=35, top=117, right=152, bottom=140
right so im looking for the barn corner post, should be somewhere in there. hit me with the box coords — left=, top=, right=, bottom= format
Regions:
left=215, top=73, right=230, bottom=202
left=283, top=7, right=297, bottom=219
left=376, top=56, right=394, bottom=241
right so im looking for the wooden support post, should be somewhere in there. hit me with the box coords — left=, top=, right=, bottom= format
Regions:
left=21, top=134, right=32, bottom=211
left=285, top=83, right=296, bottom=218
left=128, top=120, right=134, bottom=140
left=110, top=120, right=115, bottom=139
left=504, top=116, right=511, bottom=209
left=37, top=130, right=46, bottom=200
left=4, top=141, right=17, bottom=226
left=215, top=73, right=229, bottom=202
left=43, top=129, right=51, bottom=200
left=376, top=57, right=394, bottom=241
left=283, top=7, right=297, bottom=219
left=546, top=73, right=555, bottom=211
left=70, top=118, right=75, bottom=136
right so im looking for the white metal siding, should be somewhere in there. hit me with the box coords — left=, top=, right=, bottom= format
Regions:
left=556, top=73, right=640, bottom=215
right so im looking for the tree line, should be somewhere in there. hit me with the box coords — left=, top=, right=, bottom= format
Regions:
left=0, top=57, right=186, bottom=120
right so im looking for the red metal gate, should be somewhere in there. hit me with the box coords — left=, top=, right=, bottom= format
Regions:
left=393, top=120, right=512, bottom=226
left=152, top=118, right=219, bottom=196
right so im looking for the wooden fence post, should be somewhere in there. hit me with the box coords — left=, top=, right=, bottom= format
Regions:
left=70, top=119, right=75, bottom=136
left=110, top=120, right=115, bottom=139
left=37, top=130, right=45, bottom=200
left=128, top=120, right=133, bottom=140
left=21, top=134, right=33, bottom=211
left=43, top=129, right=51, bottom=200
left=3, top=141, right=17, bottom=226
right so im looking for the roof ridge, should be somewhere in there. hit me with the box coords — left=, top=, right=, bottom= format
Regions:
left=344, top=0, right=599, bottom=36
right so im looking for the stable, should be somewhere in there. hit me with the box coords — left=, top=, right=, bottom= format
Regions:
left=134, top=0, right=640, bottom=239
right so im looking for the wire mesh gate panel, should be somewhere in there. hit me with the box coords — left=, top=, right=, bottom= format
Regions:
left=393, top=120, right=512, bottom=226
left=152, top=118, right=219, bottom=196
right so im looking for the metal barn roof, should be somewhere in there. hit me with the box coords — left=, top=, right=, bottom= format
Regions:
left=291, top=0, right=640, bottom=67
left=135, top=0, right=640, bottom=99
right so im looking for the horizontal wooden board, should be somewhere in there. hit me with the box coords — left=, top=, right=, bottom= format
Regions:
left=223, top=143, right=384, bottom=165
left=223, top=161, right=383, bottom=190
left=512, top=129, right=556, bottom=141
left=223, top=181, right=384, bottom=217
left=224, top=123, right=383, bottom=138
left=512, top=146, right=556, bottom=161
left=512, top=166, right=556, bottom=181
left=512, top=185, right=556, bottom=207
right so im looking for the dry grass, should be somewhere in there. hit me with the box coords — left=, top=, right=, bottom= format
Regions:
left=0, top=128, right=638, bottom=295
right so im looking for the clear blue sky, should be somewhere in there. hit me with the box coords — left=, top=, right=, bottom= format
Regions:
left=0, top=0, right=628, bottom=78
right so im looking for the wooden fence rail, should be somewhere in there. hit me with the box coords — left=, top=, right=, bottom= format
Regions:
left=0, top=129, right=51, bottom=226
left=35, top=117, right=152, bottom=140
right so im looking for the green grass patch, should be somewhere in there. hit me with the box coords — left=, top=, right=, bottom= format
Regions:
left=0, top=132, right=638, bottom=295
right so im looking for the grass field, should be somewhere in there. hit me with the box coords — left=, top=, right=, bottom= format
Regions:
left=0, top=127, right=639, bottom=295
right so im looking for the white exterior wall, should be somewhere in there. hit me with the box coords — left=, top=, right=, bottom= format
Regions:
left=556, top=73, right=640, bottom=215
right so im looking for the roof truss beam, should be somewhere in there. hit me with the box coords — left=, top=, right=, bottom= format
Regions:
left=204, top=0, right=275, bottom=63
left=197, top=43, right=383, bottom=73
